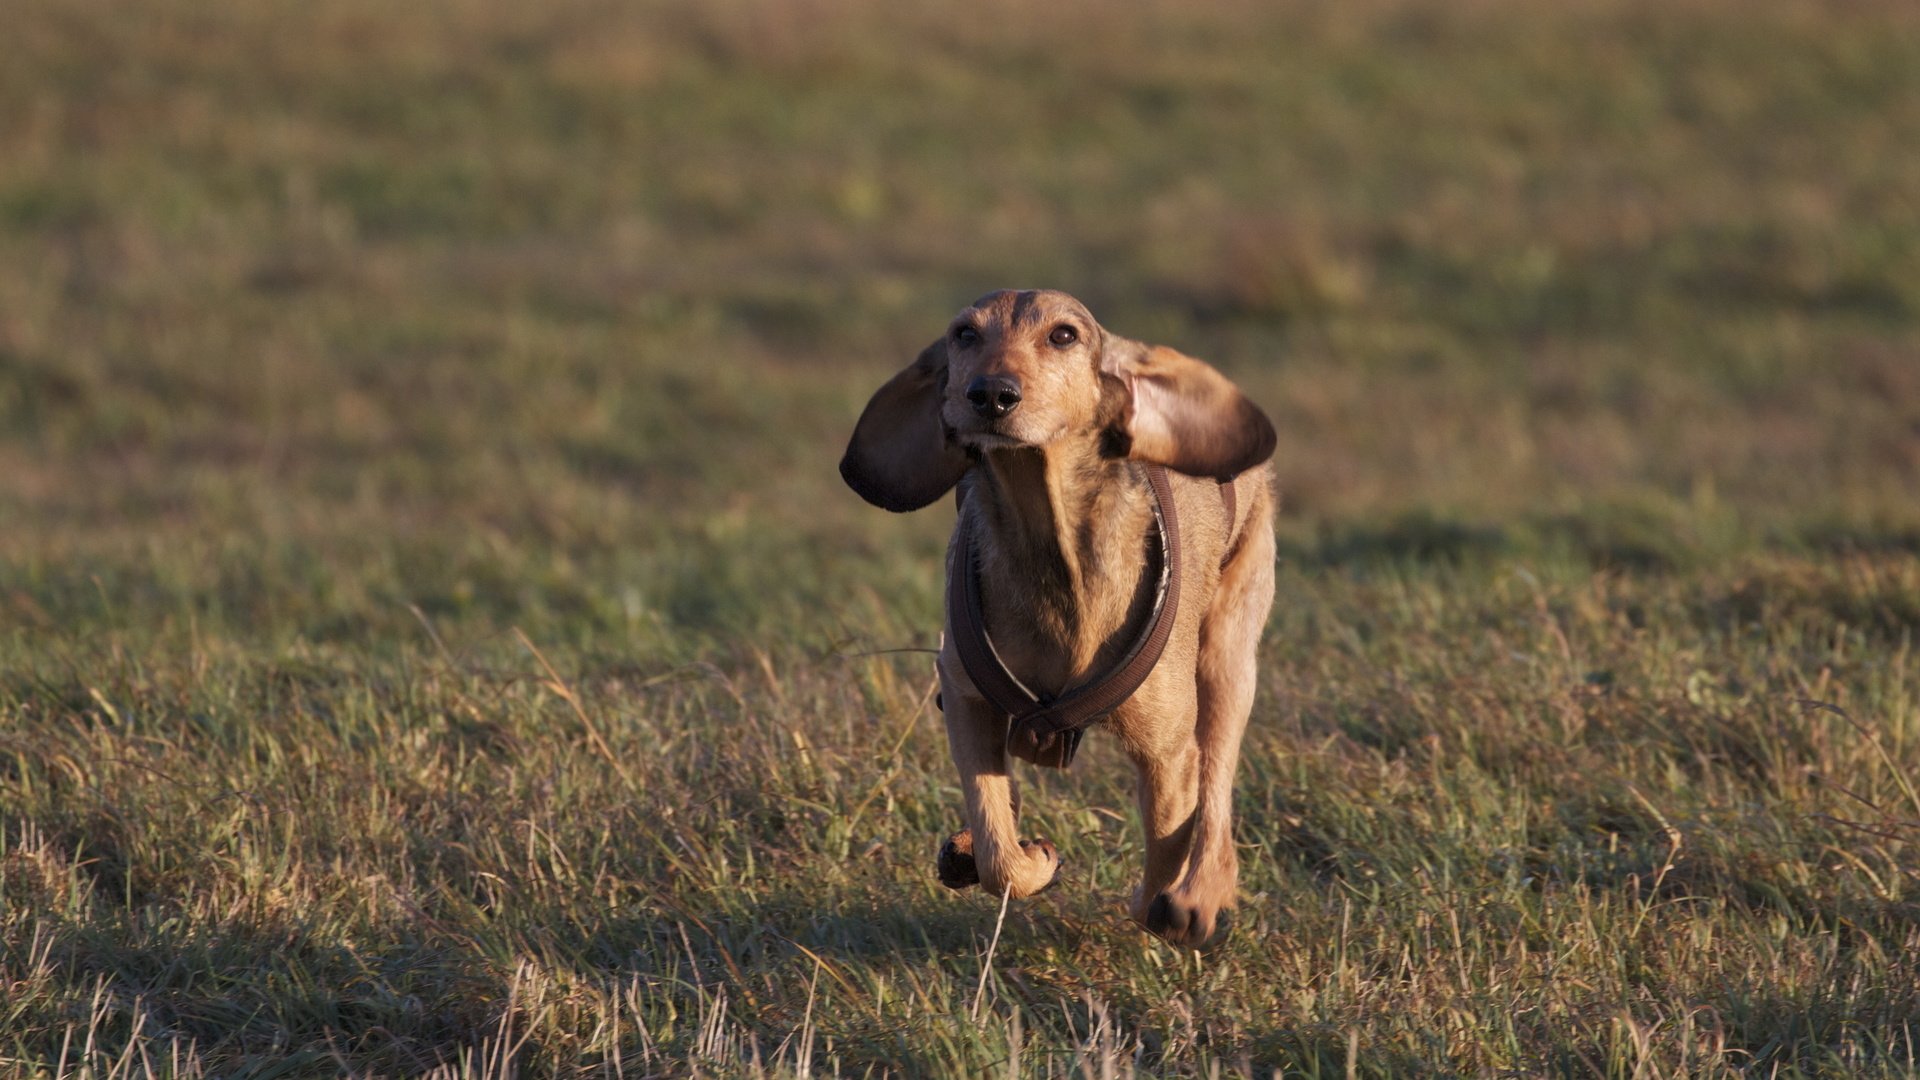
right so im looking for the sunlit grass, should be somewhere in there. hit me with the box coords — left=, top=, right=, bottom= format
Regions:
left=2, top=0, right=1918, bottom=1074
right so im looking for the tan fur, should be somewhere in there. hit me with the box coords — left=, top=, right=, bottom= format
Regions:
left=842, top=289, right=1276, bottom=948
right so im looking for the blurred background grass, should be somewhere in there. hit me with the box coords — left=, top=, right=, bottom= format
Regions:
left=5, top=0, right=1916, bottom=654
left=3, top=0, right=1919, bottom=1075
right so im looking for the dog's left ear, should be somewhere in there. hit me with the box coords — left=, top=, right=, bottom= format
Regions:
left=1098, top=340, right=1276, bottom=481
left=840, top=339, right=969, bottom=512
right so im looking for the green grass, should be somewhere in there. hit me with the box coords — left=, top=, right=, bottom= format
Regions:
left=3, top=0, right=1919, bottom=1074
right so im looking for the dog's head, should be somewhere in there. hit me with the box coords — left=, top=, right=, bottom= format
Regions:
left=840, top=289, right=1275, bottom=512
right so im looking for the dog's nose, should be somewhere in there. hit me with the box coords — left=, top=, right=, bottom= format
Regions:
left=966, top=376, right=1022, bottom=419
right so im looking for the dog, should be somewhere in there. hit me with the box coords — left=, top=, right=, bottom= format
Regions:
left=840, top=289, right=1275, bottom=948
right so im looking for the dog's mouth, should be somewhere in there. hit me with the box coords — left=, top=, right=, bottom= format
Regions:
left=954, top=430, right=1027, bottom=450
left=946, top=409, right=1031, bottom=450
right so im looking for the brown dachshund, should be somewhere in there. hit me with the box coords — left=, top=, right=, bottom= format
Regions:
left=841, top=289, right=1275, bottom=948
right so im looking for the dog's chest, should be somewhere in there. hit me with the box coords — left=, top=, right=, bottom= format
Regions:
left=975, top=551, right=1157, bottom=700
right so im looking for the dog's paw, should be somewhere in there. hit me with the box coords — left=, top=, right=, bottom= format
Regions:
left=937, top=828, right=980, bottom=890
left=1140, top=891, right=1233, bottom=950
left=937, top=829, right=1062, bottom=896
left=1018, top=838, right=1062, bottom=895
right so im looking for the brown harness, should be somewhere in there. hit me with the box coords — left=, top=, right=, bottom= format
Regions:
left=948, top=466, right=1238, bottom=769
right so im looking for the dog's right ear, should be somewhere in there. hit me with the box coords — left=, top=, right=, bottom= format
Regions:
left=840, top=340, right=968, bottom=512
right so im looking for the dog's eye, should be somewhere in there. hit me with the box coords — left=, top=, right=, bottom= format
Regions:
left=953, top=325, right=980, bottom=346
left=1048, top=325, right=1078, bottom=347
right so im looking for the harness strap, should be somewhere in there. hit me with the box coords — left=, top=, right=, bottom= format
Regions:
left=947, top=468, right=1244, bottom=769
left=950, top=465, right=1182, bottom=769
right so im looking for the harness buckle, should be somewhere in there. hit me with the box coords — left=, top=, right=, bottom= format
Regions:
left=1007, top=701, right=1088, bottom=769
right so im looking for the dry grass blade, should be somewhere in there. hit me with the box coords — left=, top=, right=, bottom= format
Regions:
left=514, top=625, right=638, bottom=792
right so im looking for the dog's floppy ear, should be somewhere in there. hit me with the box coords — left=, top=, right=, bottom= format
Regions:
left=840, top=340, right=968, bottom=512
left=1098, top=340, right=1276, bottom=481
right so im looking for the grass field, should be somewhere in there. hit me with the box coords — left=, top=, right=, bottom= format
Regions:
left=3, top=0, right=1920, bottom=1074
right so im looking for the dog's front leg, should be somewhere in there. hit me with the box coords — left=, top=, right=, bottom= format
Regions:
left=935, top=662, right=1061, bottom=898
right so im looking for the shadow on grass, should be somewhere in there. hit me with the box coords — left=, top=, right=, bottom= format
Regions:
left=1284, top=511, right=1511, bottom=568
left=1282, top=509, right=1693, bottom=572
left=27, top=909, right=508, bottom=1075
left=1527, top=979, right=1920, bottom=1077
left=1797, top=521, right=1920, bottom=556
left=1711, top=984, right=1920, bottom=1077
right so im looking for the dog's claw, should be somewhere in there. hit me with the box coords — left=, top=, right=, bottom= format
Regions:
left=1146, top=892, right=1186, bottom=937
left=937, top=828, right=980, bottom=890
left=1020, top=838, right=1061, bottom=894
left=1144, top=891, right=1230, bottom=949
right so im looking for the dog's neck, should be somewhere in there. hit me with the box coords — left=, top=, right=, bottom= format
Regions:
left=962, top=441, right=1160, bottom=689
